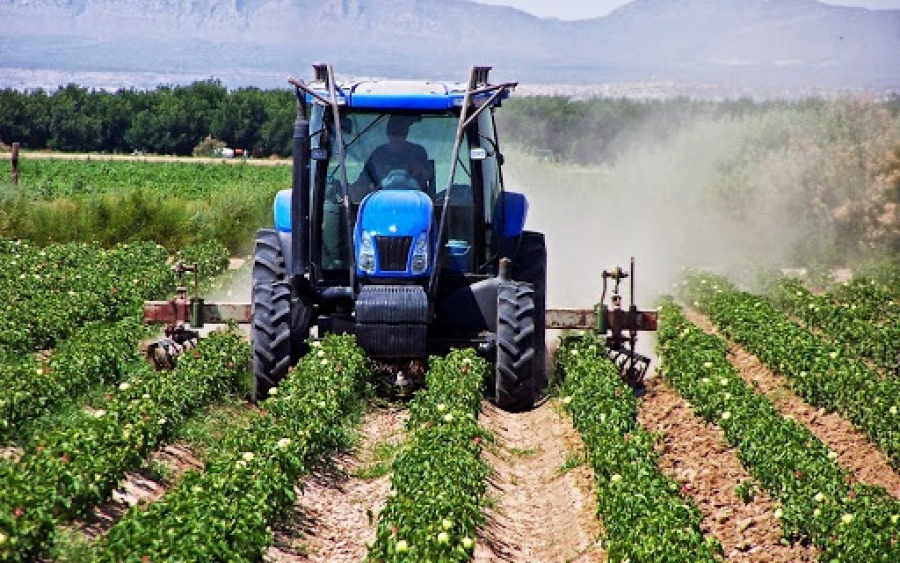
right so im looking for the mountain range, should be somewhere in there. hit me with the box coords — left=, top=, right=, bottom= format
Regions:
left=1, top=0, right=898, bottom=93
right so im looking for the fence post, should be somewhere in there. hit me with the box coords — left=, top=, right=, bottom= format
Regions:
left=10, top=142, right=19, bottom=189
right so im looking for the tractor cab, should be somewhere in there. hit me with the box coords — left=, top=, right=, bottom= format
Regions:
left=300, top=79, right=511, bottom=288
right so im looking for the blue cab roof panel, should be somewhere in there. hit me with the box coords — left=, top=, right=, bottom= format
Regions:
left=306, top=79, right=509, bottom=111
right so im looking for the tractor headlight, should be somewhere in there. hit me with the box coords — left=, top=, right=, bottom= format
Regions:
left=359, top=231, right=376, bottom=274
left=411, top=232, right=429, bottom=274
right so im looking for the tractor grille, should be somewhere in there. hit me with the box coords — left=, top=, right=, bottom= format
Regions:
left=375, top=236, right=412, bottom=272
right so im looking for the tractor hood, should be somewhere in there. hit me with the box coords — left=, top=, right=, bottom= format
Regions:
left=355, top=190, right=434, bottom=279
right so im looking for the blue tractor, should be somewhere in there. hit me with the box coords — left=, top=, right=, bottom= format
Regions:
left=251, top=63, right=548, bottom=411
left=145, top=63, right=658, bottom=410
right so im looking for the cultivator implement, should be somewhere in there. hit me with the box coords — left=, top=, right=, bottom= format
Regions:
left=142, top=261, right=251, bottom=369
left=143, top=258, right=656, bottom=389
left=549, top=258, right=657, bottom=389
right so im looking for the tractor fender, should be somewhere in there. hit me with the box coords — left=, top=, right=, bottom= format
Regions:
left=274, top=189, right=292, bottom=233
left=277, top=231, right=293, bottom=276
left=272, top=189, right=297, bottom=276
left=496, top=191, right=528, bottom=238
left=492, top=191, right=529, bottom=261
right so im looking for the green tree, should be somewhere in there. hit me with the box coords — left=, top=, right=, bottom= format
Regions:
left=258, top=88, right=295, bottom=157
left=211, top=87, right=267, bottom=151
left=0, top=88, right=51, bottom=149
left=49, top=84, right=105, bottom=152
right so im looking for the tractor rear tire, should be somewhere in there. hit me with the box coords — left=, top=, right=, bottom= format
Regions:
left=495, top=281, right=537, bottom=412
left=252, top=228, right=286, bottom=285
left=251, top=228, right=310, bottom=401
left=511, top=231, right=547, bottom=394
left=252, top=281, right=293, bottom=401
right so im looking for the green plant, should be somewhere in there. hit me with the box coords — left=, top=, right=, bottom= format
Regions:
left=557, top=452, right=584, bottom=475
left=509, top=446, right=538, bottom=458
left=368, top=350, right=489, bottom=562
left=735, top=480, right=757, bottom=504
left=96, top=335, right=369, bottom=561
left=352, top=442, right=402, bottom=480
left=557, top=335, right=723, bottom=563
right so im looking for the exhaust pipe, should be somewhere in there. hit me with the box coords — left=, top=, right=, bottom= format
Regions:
left=291, top=88, right=311, bottom=277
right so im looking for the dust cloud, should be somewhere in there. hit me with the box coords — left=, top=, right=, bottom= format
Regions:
left=206, top=258, right=253, bottom=303
left=506, top=113, right=817, bottom=310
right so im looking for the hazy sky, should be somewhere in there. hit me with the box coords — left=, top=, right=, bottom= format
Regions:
left=473, top=0, right=900, bottom=20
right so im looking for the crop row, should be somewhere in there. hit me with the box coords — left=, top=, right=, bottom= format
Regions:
left=828, top=277, right=900, bottom=324
left=855, top=260, right=900, bottom=294
left=369, top=350, right=489, bottom=562
left=0, top=238, right=230, bottom=444
left=0, top=319, right=140, bottom=444
left=0, top=239, right=229, bottom=355
left=556, top=335, right=722, bottom=562
left=681, top=273, right=900, bottom=467
left=768, top=277, right=900, bottom=372
left=95, top=335, right=368, bottom=561
left=0, top=330, right=248, bottom=562
left=0, top=240, right=167, bottom=354
left=658, top=301, right=899, bottom=561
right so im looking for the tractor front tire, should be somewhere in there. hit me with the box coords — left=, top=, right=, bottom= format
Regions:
left=495, top=281, right=537, bottom=412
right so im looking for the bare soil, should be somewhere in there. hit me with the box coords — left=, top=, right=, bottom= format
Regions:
left=686, top=309, right=900, bottom=498
left=265, top=405, right=408, bottom=562
left=638, top=378, right=818, bottom=562
left=473, top=401, right=604, bottom=563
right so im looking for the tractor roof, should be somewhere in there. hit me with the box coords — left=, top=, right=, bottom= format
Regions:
left=306, top=78, right=512, bottom=111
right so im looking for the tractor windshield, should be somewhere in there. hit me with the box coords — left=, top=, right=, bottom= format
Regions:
left=329, top=112, right=469, bottom=201
left=318, top=112, right=478, bottom=271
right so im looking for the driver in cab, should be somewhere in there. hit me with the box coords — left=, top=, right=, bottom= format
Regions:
left=350, top=115, right=430, bottom=202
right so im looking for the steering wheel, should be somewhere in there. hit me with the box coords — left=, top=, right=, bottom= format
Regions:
left=380, top=169, right=421, bottom=190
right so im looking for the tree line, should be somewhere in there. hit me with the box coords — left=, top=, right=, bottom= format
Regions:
left=1, top=80, right=898, bottom=163
left=0, top=81, right=296, bottom=157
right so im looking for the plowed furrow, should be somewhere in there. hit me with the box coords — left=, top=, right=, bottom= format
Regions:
left=68, top=443, right=203, bottom=541
left=266, top=406, right=407, bottom=562
left=687, top=309, right=900, bottom=498
left=474, top=401, right=604, bottom=563
left=638, top=379, right=818, bottom=562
